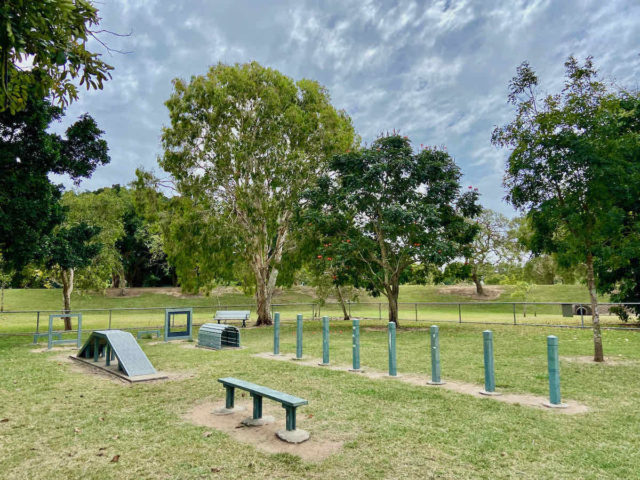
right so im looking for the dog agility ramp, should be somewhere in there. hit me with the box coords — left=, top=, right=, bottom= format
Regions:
left=73, top=330, right=166, bottom=382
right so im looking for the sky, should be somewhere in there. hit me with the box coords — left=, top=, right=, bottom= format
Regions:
left=54, top=0, right=640, bottom=215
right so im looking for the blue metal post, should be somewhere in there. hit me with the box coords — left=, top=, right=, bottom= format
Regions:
left=350, top=318, right=361, bottom=371
left=273, top=312, right=280, bottom=355
left=295, top=313, right=303, bottom=359
left=388, top=321, right=397, bottom=376
left=545, top=335, right=567, bottom=408
left=319, top=316, right=330, bottom=365
left=480, top=330, right=499, bottom=395
left=428, top=325, right=445, bottom=385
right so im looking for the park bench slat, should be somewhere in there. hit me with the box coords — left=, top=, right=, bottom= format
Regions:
left=218, top=377, right=307, bottom=407
left=214, top=310, right=250, bottom=328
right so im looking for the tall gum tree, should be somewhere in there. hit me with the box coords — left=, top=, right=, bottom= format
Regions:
left=492, top=56, right=640, bottom=362
left=301, top=135, right=480, bottom=325
left=160, top=62, right=354, bottom=325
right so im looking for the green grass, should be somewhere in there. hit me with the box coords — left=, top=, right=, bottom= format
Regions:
left=1, top=322, right=639, bottom=479
left=0, top=285, right=620, bottom=335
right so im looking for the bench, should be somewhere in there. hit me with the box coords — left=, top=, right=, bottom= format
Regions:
left=136, top=329, right=161, bottom=339
left=33, top=332, right=62, bottom=344
left=214, top=310, right=250, bottom=328
left=218, top=377, right=308, bottom=438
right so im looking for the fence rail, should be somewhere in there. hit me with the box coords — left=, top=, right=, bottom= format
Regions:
left=2, top=300, right=640, bottom=337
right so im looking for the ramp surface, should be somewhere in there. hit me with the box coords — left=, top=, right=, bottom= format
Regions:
left=77, top=330, right=157, bottom=377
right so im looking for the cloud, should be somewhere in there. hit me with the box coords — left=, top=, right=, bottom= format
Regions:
left=54, top=0, right=640, bottom=217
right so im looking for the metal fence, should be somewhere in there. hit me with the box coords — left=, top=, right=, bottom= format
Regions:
left=1, top=300, right=640, bottom=337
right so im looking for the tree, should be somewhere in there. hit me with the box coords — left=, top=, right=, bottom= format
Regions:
left=159, top=62, right=355, bottom=325
left=492, top=57, right=640, bottom=362
left=0, top=1, right=113, bottom=112
left=302, top=135, right=480, bottom=325
left=465, top=209, right=521, bottom=295
left=46, top=222, right=101, bottom=329
left=0, top=98, right=110, bottom=273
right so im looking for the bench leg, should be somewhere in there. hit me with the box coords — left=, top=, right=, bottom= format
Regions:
left=93, top=337, right=99, bottom=362
left=225, top=386, right=235, bottom=409
left=252, top=394, right=263, bottom=419
left=105, top=345, right=111, bottom=366
left=284, top=406, right=296, bottom=431
left=242, top=318, right=246, bottom=328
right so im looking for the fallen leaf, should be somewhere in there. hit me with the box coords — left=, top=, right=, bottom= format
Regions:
left=99, top=447, right=107, bottom=451
left=202, top=431, right=213, bottom=438
left=99, top=417, right=104, bottom=422
left=97, top=453, right=104, bottom=457
left=211, top=467, right=222, bottom=473
left=110, top=455, right=120, bottom=463
left=0, top=419, right=8, bottom=423
left=307, top=414, right=313, bottom=419
left=112, top=435, right=119, bottom=440
left=74, top=427, right=81, bottom=434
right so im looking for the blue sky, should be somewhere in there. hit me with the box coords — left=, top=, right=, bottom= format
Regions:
left=55, top=0, right=640, bottom=215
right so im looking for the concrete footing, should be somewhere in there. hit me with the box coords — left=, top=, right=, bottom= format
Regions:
left=479, top=390, right=502, bottom=396
left=276, top=429, right=310, bottom=444
left=427, top=380, right=445, bottom=385
left=212, top=406, right=247, bottom=416
left=543, top=401, right=568, bottom=409
left=241, top=415, right=275, bottom=426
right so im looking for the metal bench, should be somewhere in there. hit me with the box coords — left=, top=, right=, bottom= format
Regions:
left=214, top=310, right=250, bottom=328
left=217, top=377, right=309, bottom=443
left=136, top=329, right=161, bottom=339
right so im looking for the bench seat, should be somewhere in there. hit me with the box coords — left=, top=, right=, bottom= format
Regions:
left=218, top=377, right=307, bottom=431
left=214, top=310, right=250, bottom=328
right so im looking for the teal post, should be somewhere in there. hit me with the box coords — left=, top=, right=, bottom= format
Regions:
left=428, top=325, right=445, bottom=385
left=295, top=314, right=303, bottom=359
left=388, top=321, right=397, bottom=376
left=545, top=335, right=567, bottom=408
left=319, top=316, right=330, bottom=366
left=273, top=312, right=280, bottom=355
left=480, top=330, right=499, bottom=395
left=350, top=318, right=361, bottom=372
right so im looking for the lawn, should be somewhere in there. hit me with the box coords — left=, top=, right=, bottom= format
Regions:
left=1, top=321, right=639, bottom=479
left=0, top=284, right=621, bottom=336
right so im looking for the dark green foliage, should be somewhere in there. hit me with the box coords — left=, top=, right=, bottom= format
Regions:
left=0, top=98, right=109, bottom=272
left=301, top=134, right=480, bottom=323
left=46, top=223, right=101, bottom=271
left=0, top=1, right=113, bottom=112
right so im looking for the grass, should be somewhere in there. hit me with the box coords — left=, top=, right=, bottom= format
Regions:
left=0, top=284, right=622, bottom=335
left=1, top=321, right=639, bottom=479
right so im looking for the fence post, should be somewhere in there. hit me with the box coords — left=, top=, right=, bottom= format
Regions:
left=319, top=316, right=330, bottom=366
left=379, top=303, right=382, bottom=321
left=513, top=303, right=517, bottom=325
left=349, top=318, right=361, bottom=372
left=544, top=335, right=567, bottom=408
left=427, top=325, right=445, bottom=385
left=415, top=303, right=418, bottom=322
left=294, top=314, right=303, bottom=360
left=458, top=304, right=462, bottom=323
left=273, top=312, right=280, bottom=355
left=480, top=330, right=500, bottom=395
left=580, top=305, right=584, bottom=328
left=36, top=311, right=40, bottom=335
left=388, top=321, right=397, bottom=376
left=348, top=301, right=351, bottom=318
left=108, top=309, right=112, bottom=330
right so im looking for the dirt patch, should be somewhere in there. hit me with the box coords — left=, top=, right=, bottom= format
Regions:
left=562, top=356, right=639, bottom=366
left=184, top=401, right=342, bottom=462
left=30, top=346, right=78, bottom=354
left=254, top=353, right=589, bottom=415
left=437, top=285, right=505, bottom=301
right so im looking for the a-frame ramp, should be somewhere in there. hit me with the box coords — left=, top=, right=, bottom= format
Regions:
left=72, top=330, right=167, bottom=382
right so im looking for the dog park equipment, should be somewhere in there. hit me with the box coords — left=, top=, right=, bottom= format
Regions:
left=427, top=325, right=445, bottom=385
left=273, top=312, right=280, bottom=355
left=319, top=316, right=330, bottom=366
left=216, top=377, right=310, bottom=443
left=164, top=308, right=193, bottom=342
left=197, top=323, right=240, bottom=350
left=44, top=313, right=83, bottom=350
left=350, top=318, right=361, bottom=372
left=295, top=314, right=303, bottom=359
left=72, top=330, right=167, bottom=382
left=214, top=310, right=250, bottom=328
left=136, top=329, right=161, bottom=339
left=33, top=332, right=61, bottom=344
left=480, top=330, right=500, bottom=395
left=544, top=335, right=567, bottom=408
left=388, top=321, right=397, bottom=376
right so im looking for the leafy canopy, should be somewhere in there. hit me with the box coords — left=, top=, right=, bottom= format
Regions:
left=0, top=0, right=113, bottom=112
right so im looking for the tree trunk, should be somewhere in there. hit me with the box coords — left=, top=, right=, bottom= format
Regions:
left=386, top=281, right=400, bottom=326
left=61, top=268, right=74, bottom=330
left=335, top=285, right=350, bottom=320
left=254, top=259, right=277, bottom=326
left=586, top=253, right=604, bottom=362
left=1, top=282, right=4, bottom=312
left=471, top=271, right=484, bottom=296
